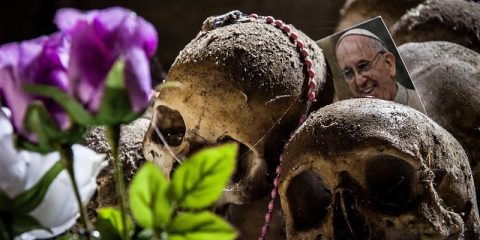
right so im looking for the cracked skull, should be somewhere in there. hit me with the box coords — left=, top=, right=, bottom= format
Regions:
left=143, top=11, right=332, bottom=207
left=279, top=98, right=479, bottom=240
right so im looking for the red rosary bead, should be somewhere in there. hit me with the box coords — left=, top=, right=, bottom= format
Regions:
left=290, top=32, right=298, bottom=41
left=276, top=165, right=282, bottom=174
left=274, top=19, right=284, bottom=28
left=296, top=39, right=304, bottom=48
left=301, top=48, right=309, bottom=58
left=268, top=200, right=275, bottom=211
left=304, top=58, right=312, bottom=67
left=266, top=16, right=274, bottom=24
left=273, top=178, right=280, bottom=187
left=308, top=91, right=317, bottom=102
left=308, top=68, right=316, bottom=78
left=262, top=225, right=269, bottom=236
left=265, top=213, right=272, bottom=223
left=249, top=14, right=317, bottom=239
left=271, top=188, right=278, bottom=198
left=309, top=79, right=317, bottom=89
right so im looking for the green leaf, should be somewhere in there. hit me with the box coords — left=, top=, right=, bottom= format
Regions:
left=0, top=212, right=51, bottom=238
left=18, top=103, right=86, bottom=153
left=10, top=213, right=50, bottom=236
left=135, top=229, right=154, bottom=240
left=167, top=212, right=237, bottom=240
left=169, top=144, right=237, bottom=209
left=13, top=161, right=63, bottom=212
left=23, top=61, right=143, bottom=127
left=0, top=162, right=62, bottom=237
left=55, top=233, right=84, bottom=240
left=22, top=85, right=94, bottom=126
left=1, top=193, right=50, bottom=237
left=94, top=61, right=141, bottom=125
left=97, top=207, right=133, bottom=240
left=129, top=162, right=172, bottom=230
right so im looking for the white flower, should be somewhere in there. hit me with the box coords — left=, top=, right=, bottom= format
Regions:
left=0, top=107, right=108, bottom=239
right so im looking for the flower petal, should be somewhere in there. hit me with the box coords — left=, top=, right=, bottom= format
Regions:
left=134, top=17, right=158, bottom=57
left=0, top=33, right=71, bottom=139
left=25, top=145, right=107, bottom=237
left=124, top=47, right=152, bottom=112
left=67, top=21, right=115, bottom=112
left=0, top=108, right=26, bottom=198
left=54, top=8, right=87, bottom=32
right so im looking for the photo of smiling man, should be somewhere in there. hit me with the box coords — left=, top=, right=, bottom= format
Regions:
left=317, top=17, right=425, bottom=113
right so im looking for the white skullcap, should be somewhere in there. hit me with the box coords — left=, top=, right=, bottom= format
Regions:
left=336, top=28, right=385, bottom=50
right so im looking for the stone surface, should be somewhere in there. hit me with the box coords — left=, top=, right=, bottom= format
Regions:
left=82, top=109, right=152, bottom=220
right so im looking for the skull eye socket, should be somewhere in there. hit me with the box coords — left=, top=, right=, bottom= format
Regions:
left=365, top=155, right=417, bottom=209
left=150, top=106, right=186, bottom=147
left=287, top=170, right=332, bottom=231
left=217, top=136, right=250, bottom=183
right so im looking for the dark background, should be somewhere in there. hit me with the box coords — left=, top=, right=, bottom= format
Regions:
left=0, top=0, right=346, bottom=75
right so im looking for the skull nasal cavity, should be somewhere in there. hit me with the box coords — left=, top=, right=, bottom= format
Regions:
left=287, top=170, right=332, bottom=231
left=151, top=106, right=186, bottom=146
left=366, top=155, right=416, bottom=208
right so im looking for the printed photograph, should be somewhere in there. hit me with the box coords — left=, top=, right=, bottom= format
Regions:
left=317, top=17, right=425, bottom=113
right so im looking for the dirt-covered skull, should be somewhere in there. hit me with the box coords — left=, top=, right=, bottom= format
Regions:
left=143, top=10, right=332, bottom=207
left=399, top=41, right=480, bottom=207
left=279, top=98, right=479, bottom=239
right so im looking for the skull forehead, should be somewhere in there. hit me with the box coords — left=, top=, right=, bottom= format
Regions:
left=285, top=98, right=465, bottom=162
left=166, top=20, right=328, bottom=105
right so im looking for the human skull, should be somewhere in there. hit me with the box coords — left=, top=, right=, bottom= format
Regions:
left=391, top=0, right=480, bottom=54
left=224, top=195, right=286, bottom=240
left=279, top=98, right=480, bottom=239
left=143, top=10, right=332, bottom=207
left=399, top=41, right=480, bottom=208
left=336, top=0, right=422, bottom=32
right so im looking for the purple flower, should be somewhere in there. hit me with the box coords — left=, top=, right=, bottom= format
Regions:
left=0, top=33, right=70, bottom=141
left=55, top=7, right=158, bottom=114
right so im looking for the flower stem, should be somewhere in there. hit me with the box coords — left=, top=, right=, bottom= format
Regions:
left=57, top=144, right=91, bottom=238
left=106, top=125, right=129, bottom=240
left=0, top=215, right=14, bottom=240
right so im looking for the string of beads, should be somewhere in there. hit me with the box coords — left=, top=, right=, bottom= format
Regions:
left=249, top=13, right=318, bottom=240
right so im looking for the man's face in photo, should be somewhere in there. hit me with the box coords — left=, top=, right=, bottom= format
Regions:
left=336, top=35, right=397, bottom=101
